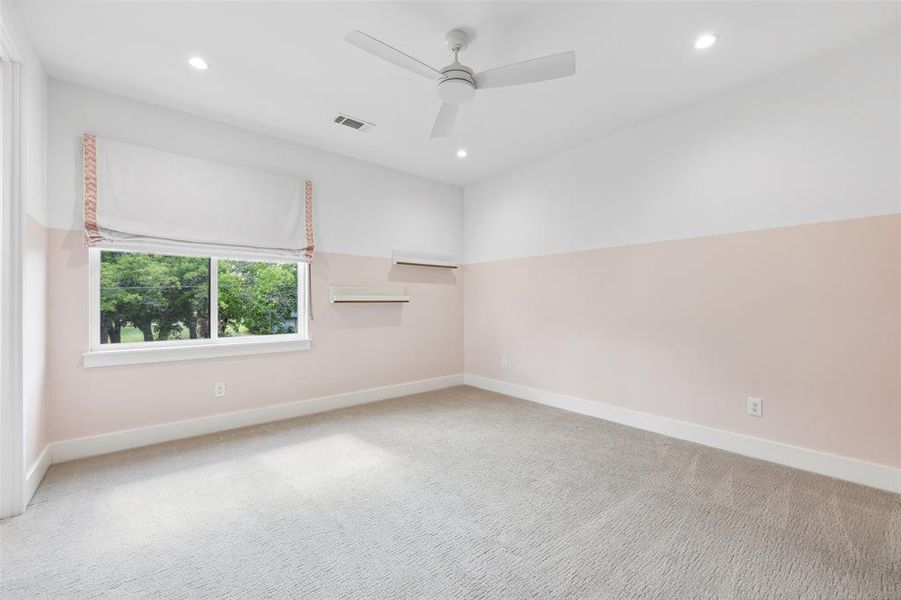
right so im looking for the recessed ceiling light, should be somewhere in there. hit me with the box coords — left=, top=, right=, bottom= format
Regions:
left=188, top=56, right=209, bottom=71
left=694, top=33, right=718, bottom=50
left=456, top=149, right=468, bottom=158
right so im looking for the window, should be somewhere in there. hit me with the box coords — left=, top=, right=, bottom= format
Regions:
left=99, top=251, right=211, bottom=344
left=217, top=259, right=299, bottom=338
left=87, top=248, right=309, bottom=366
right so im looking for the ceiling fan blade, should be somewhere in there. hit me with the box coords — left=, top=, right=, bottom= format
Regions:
left=430, top=103, right=459, bottom=139
left=346, top=30, right=442, bottom=81
left=475, top=51, right=575, bottom=89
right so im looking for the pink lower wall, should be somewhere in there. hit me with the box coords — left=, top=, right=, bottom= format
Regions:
left=45, top=226, right=463, bottom=443
left=464, top=215, right=901, bottom=468
left=39, top=215, right=901, bottom=471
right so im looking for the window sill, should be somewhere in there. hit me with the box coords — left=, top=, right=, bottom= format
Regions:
left=83, top=337, right=312, bottom=368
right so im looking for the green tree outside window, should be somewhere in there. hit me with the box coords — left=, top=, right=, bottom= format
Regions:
left=99, top=251, right=298, bottom=344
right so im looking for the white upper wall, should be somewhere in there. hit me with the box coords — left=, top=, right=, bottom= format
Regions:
left=43, top=32, right=901, bottom=265
left=47, top=79, right=463, bottom=260
left=463, top=34, right=901, bottom=264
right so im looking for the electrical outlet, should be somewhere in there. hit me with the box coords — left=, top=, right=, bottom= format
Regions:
left=747, top=397, right=762, bottom=417
left=500, top=358, right=508, bottom=370
left=214, top=382, right=227, bottom=398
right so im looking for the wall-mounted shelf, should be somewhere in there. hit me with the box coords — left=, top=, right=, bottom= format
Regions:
left=329, top=286, right=410, bottom=303
left=392, top=250, right=458, bottom=269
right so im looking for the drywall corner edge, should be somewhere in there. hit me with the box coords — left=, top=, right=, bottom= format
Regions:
left=24, top=444, right=51, bottom=507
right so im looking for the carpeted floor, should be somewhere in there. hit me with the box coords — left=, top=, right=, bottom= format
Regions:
left=2, top=386, right=899, bottom=599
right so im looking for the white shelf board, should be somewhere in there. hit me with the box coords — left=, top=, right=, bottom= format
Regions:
left=331, top=295, right=410, bottom=303
left=391, top=251, right=458, bottom=269
left=330, top=286, right=410, bottom=303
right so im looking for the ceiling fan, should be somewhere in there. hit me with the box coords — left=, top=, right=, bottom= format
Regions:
left=346, top=29, right=576, bottom=139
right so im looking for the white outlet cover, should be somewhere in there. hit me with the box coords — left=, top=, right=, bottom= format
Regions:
left=747, top=397, right=762, bottom=417
left=500, top=358, right=508, bottom=370
left=214, top=382, right=227, bottom=398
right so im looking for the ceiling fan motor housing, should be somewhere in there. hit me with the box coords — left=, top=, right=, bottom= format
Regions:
left=438, top=63, right=476, bottom=104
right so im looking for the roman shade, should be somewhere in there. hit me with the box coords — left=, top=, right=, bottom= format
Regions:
left=83, top=134, right=313, bottom=262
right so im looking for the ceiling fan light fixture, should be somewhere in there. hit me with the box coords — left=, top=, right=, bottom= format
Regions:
left=187, top=56, right=209, bottom=70
left=694, top=33, right=718, bottom=50
left=437, top=64, right=476, bottom=104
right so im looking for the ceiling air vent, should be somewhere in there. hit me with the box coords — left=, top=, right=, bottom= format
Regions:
left=334, top=114, right=375, bottom=132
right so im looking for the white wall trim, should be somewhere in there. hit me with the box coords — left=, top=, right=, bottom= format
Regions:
left=24, top=445, right=50, bottom=506
left=51, top=374, right=464, bottom=463
left=464, top=374, right=901, bottom=494
left=0, top=56, right=26, bottom=519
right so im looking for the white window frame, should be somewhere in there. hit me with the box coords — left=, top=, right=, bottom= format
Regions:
left=83, top=247, right=311, bottom=368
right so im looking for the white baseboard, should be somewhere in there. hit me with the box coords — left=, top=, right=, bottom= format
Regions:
left=51, top=374, right=464, bottom=464
left=464, top=374, right=901, bottom=494
left=25, top=445, right=51, bottom=506
left=36, top=373, right=900, bottom=497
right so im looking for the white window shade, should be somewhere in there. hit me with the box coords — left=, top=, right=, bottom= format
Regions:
left=83, top=134, right=313, bottom=262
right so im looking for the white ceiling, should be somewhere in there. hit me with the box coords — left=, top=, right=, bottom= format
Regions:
left=16, top=1, right=900, bottom=186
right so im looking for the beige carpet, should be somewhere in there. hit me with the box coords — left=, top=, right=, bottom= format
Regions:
left=2, top=386, right=898, bottom=599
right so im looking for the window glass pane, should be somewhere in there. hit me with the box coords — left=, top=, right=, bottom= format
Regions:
left=100, top=251, right=210, bottom=344
left=218, top=259, right=298, bottom=337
